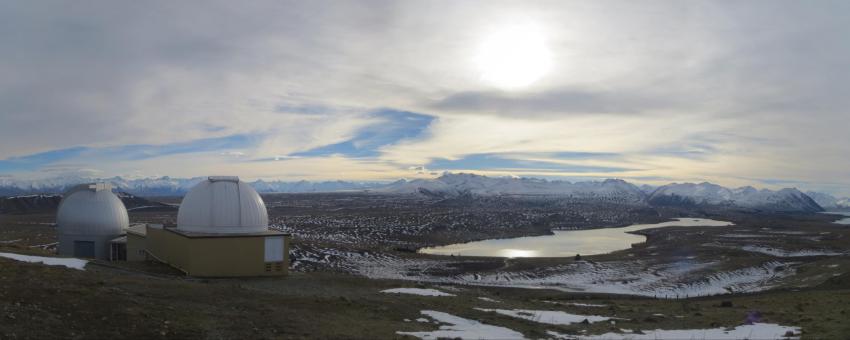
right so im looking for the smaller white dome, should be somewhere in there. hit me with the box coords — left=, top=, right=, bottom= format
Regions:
left=177, top=176, right=269, bottom=234
left=57, top=183, right=129, bottom=236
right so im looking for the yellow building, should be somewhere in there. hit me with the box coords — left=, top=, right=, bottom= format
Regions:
left=126, top=176, right=290, bottom=277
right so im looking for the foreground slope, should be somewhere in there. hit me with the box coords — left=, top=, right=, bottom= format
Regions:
left=0, top=252, right=848, bottom=339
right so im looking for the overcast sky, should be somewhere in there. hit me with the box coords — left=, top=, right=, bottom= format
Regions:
left=1, top=1, right=849, bottom=195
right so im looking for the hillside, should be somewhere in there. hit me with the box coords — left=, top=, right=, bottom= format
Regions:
left=648, top=183, right=823, bottom=213
left=0, top=192, right=172, bottom=214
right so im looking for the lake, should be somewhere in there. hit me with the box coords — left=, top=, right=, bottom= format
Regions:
left=822, top=211, right=850, bottom=225
left=419, top=218, right=733, bottom=258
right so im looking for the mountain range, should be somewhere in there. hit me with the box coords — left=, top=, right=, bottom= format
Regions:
left=378, top=174, right=825, bottom=213
left=1, top=173, right=846, bottom=213
left=376, top=174, right=646, bottom=204
left=0, top=175, right=382, bottom=197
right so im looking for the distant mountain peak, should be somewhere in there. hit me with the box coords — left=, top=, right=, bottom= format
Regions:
left=805, top=191, right=850, bottom=210
left=649, top=182, right=822, bottom=212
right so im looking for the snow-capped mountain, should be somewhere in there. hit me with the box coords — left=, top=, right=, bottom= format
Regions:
left=378, top=173, right=647, bottom=203
left=0, top=173, right=830, bottom=213
left=251, top=179, right=378, bottom=194
left=0, top=176, right=383, bottom=196
left=806, top=191, right=850, bottom=210
left=649, top=182, right=823, bottom=212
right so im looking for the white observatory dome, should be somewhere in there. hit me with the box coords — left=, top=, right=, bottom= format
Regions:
left=57, top=183, right=129, bottom=237
left=177, top=176, right=269, bottom=234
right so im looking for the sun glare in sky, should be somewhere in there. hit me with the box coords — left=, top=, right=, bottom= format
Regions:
left=474, top=24, right=552, bottom=89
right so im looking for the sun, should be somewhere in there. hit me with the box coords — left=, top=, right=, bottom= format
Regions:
left=474, top=24, right=552, bottom=90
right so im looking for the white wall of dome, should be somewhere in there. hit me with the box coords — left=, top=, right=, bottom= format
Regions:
left=176, top=176, right=269, bottom=234
left=56, top=183, right=129, bottom=259
left=57, top=183, right=129, bottom=236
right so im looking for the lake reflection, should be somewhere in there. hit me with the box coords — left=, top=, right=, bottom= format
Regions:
left=419, top=218, right=733, bottom=258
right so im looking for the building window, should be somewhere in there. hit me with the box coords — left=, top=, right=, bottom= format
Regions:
left=264, top=237, right=284, bottom=262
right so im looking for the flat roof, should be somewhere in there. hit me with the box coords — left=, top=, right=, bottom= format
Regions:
left=164, top=227, right=290, bottom=239
left=126, top=224, right=148, bottom=236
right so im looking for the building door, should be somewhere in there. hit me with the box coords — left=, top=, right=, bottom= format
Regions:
left=73, top=241, right=96, bottom=258
left=110, top=243, right=126, bottom=261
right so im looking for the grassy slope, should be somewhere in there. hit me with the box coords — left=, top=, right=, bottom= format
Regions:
left=2, top=253, right=849, bottom=339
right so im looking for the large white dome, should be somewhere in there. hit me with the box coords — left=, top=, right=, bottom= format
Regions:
left=177, top=176, right=269, bottom=234
left=57, top=183, right=129, bottom=236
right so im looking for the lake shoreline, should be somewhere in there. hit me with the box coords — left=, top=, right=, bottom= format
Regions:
left=419, top=218, right=734, bottom=258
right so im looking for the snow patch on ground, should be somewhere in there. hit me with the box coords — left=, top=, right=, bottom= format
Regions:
left=549, top=323, right=800, bottom=339
left=477, top=297, right=500, bottom=303
left=719, top=233, right=773, bottom=238
left=706, top=243, right=844, bottom=257
left=834, top=217, right=850, bottom=225
left=739, top=245, right=844, bottom=257
left=568, top=302, right=608, bottom=308
left=457, top=260, right=795, bottom=298
left=542, top=301, right=608, bottom=307
left=295, top=245, right=798, bottom=298
left=397, top=310, right=525, bottom=340
left=764, top=230, right=810, bottom=235
left=475, top=308, right=611, bottom=325
left=381, top=288, right=455, bottom=296
left=0, top=252, right=87, bottom=270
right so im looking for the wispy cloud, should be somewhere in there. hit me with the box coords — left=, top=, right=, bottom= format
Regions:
left=430, top=87, right=679, bottom=118
left=290, top=110, right=434, bottom=158
left=0, top=134, right=256, bottom=174
left=427, top=153, right=633, bottom=173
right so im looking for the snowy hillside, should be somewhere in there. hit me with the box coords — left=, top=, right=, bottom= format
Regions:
left=806, top=191, right=850, bottom=210
left=650, top=183, right=823, bottom=212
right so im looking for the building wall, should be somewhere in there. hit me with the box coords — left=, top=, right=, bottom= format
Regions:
left=58, top=234, right=120, bottom=260
left=126, top=233, right=147, bottom=262
left=145, top=227, right=288, bottom=277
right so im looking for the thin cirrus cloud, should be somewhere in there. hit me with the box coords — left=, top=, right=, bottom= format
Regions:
left=288, top=110, right=434, bottom=158
left=0, top=135, right=256, bottom=173
left=428, top=87, right=679, bottom=118
left=426, top=153, right=634, bottom=173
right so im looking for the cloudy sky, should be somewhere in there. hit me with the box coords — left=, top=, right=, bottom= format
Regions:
left=1, top=1, right=849, bottom=194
